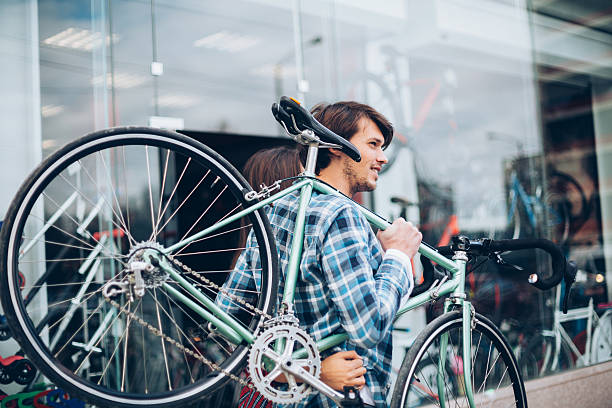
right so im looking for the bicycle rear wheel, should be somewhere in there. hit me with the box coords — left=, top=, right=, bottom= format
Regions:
left=0, top=127, right=278, bottom=407
left=390, top=311, right=526, bottom=408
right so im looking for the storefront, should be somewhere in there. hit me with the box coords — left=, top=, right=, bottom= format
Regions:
left=1, top=0, right=611, bottom=405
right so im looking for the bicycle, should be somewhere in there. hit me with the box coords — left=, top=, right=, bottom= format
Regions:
left=490, top=166, right=590, bottom=247
left=344, top=46, right=459, bottom=176
left=521, top=265, right=612, bottom=376
left=0, top=97, right=571, bottom=408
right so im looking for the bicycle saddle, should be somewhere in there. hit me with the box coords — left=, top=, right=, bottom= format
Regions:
left=272, top=96, right=361, bottom=162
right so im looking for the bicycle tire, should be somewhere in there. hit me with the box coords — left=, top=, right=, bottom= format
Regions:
left=0, top=127, right=279, bottom=408
left=390, top=311, right=526, bottom=408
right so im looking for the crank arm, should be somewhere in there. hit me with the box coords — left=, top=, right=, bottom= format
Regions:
left=280, top=360, right=344, bottom=405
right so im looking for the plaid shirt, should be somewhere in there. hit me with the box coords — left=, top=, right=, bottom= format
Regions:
left=217, top=190, right=413, bottom=408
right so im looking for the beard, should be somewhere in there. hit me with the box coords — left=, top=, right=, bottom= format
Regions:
left=343, top=159, right=376, bottom=196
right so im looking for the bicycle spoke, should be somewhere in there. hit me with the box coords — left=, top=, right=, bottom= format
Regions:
left=95, top=149, right=136, bottom=246
left=414, top=350, right=441, bottom=406
left=20, top=255, right=123, bottom=264
left=148, top=289, right=197, bottom=384
left=174, top=199, right=244, bottom=257
left=152, top=288, right=172, bottom=391
left=121, top=146, right=133, bottom=246
left=156, top=168, right=211, bottom=240
left=45, top=276, right=117, bottom=312
left=155, top=149, right=171, bottom=234
left=21, top=235, right=113, bottom=254
left=155, top=157, right=193, bottom=236
left=58, top=170, right=132, bottom=246
left=121, top=304, right=131, bottom=392
left=215, top=202, right=244, bottom=224
left=173, top=247, right=246, bottom=257
left=77, top=157, right=136, bottom=246
left=175, top=185, right=228, bottom=254
left=173, top=224, right=253, bottom=264
left=445, top=333, right=462, bottom=408
left=95, top=300, right=139, bottom=388
left=39, top=193, right=125, bottom=266
left=74, top=304, right=127, bottom=375
left=26, top=213, right=97, bottom=255
left=139, top=301, right=149, bottom=394
left=145, top=146, right=159, bottom=240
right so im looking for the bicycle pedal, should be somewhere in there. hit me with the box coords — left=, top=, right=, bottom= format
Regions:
left=340, top=386, right=364, bottom=407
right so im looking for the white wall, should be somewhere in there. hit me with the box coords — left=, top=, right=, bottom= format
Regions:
left=0, top=0, right=42, bottom=220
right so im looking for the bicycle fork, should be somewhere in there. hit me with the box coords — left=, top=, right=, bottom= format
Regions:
left=438, top=254, right=476, bottom=408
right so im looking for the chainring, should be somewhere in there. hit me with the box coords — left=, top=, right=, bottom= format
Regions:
left=248, top=323, right=321, bottom=404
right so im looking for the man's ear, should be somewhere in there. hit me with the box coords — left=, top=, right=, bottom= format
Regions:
left=328, top=148, right=343, bottom=158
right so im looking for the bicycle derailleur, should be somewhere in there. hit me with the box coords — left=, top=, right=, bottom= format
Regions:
left=102, top=241, right=170, bottom=301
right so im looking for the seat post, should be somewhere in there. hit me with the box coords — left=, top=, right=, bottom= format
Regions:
left=303, top=143, right=319, bottom=177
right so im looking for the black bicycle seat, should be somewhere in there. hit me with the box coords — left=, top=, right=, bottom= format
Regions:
left=272, top=96, right=361, bottom=162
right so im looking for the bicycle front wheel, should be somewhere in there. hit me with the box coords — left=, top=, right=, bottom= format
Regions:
left=0, top=127, right=278, bottom=407
left=390, top=311, right=526, bottom=408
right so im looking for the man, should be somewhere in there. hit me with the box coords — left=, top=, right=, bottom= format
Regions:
left=218, top=101, right=422, bottom=407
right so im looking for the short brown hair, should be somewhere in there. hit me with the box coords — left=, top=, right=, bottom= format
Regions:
left=299, top=101, right=393, bottom=174
left=243, top=145, right=302, bottom=190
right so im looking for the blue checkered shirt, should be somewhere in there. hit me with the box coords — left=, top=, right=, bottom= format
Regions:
left=217, top=190, right=413, bottom=407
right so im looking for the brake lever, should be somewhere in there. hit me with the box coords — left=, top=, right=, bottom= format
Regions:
left=562, top=260, right=577, bottom=314
left=491, top=252, right=524, bottom=271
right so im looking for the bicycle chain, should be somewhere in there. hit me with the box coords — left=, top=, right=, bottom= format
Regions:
left=102, top=252, right=275, bottom=389
left=169, top=255, right=273, bottom=321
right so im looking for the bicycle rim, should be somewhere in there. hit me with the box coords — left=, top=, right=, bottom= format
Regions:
left=391, top=311, right=526, bottom=408
left=0, top=127, right=278, bottom=407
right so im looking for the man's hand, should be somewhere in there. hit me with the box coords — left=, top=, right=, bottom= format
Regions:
left=320, top=350, right=366, bottom=391
left=377, top=218, right=422, bottom=258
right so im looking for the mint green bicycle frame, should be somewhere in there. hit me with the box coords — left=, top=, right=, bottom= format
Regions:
left=150, top=173, right=475, bottom=406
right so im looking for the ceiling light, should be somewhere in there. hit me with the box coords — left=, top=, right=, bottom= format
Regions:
left=41, top=104, right=64, bottom=118
left=91, top=72, right=148, bottom=89
left=42, top=27, right=119, bottom=51
left=156, top=94, right=199, bottom=109
left=42, top=140, right=57, bottom=150
left=250, top=63, right=297, bottom=78
left=193, top=30, right=260, bottom=53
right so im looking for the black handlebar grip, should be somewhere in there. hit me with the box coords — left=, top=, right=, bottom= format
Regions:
left=488, top=238, right=566, bottom=290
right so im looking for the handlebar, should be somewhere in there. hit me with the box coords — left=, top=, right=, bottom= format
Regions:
left=435, top=236, right=570, bottom=289
left=488, top=238, right=566, bottom=291
left=430, top=236, right=576, bottom=313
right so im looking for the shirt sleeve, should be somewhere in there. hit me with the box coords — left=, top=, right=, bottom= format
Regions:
left=215, top=230, right=259, bottom=315
left=320, top=205, right=413, bottom=349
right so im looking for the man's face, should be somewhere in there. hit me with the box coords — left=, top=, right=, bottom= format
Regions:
left=342, top=117, right=388, bottom=195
